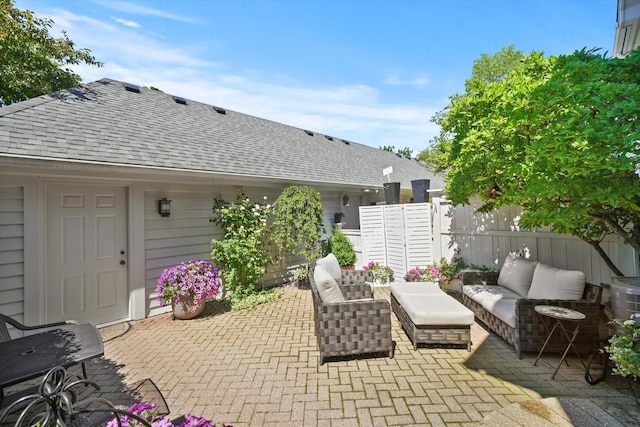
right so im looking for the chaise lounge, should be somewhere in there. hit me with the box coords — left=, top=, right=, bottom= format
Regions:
left=390, top=282, right=475, bottom=350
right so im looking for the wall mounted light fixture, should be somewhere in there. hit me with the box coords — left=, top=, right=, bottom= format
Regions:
left=342, top=194, right=350, bottom=206
left=158, top=198, right=172, bottom=217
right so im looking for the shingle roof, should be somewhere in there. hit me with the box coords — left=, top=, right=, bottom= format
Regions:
left=0, top=78, right=443, bottom=190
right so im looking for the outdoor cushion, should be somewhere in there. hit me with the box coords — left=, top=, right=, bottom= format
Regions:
left=497, top=255, right=538, bottom=298
left=527, top=263, right=585, bottom=300
left=462, top=284, right=522, bottom=311
left=313, top=265, right=344, bottom=303
left=390, top=281, right=444, bottom=301
left=400, top=294, right=474, bottom=326
left=316, top=253, right=342, bottom=282
left=488, top=298, right=517, bottom=328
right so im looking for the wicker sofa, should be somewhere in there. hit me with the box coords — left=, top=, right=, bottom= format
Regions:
left=310, top=254, right=395, bottom=365
left=461, top=256, right=603, bottom=359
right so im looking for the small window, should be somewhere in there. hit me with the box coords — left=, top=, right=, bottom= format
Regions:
left=123, top=83, right=141, bottom=93
left=172, top=96, right=187, bottom=105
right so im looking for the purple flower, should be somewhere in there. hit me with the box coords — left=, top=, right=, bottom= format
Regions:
left=156, top=260, right=222, bottom=307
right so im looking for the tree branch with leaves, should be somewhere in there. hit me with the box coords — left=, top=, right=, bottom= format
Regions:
left=421, top=46, right=640, bottom=275
left=0, top=0, right=103, bottom=106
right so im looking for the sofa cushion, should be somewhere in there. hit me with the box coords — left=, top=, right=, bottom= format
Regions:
left=527, top=263, right=586, bottom=300
left=497, top=255, right=538, bottom=298
left=316, top=253, right=342, bottom=282
left=462, top=284, right=522, bottom=311
left=313, top=265, right=345, bottom=303
left=489, top=298, right=518, bottom=328
left=401, top=294, right=474, bottom=326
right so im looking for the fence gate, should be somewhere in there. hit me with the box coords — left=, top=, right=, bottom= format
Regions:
left=360, top=203, right=433, bottom=281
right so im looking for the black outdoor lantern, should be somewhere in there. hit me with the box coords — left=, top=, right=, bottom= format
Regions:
left=158, top=198, right=172, bottom=217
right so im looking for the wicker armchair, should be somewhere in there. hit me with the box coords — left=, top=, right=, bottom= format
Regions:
left=461, top=271, right=603, bottom=358
left=310, top=268, right=395, bottom=365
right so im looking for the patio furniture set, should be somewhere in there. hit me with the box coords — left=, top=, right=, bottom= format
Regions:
left=311, top=253, right=603, bottom=369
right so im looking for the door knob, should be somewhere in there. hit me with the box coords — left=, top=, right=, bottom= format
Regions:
left=120, top=260, right=126, bottom=265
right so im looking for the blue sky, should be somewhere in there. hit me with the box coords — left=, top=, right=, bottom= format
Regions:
left=17, top=0, right=617, bottom=154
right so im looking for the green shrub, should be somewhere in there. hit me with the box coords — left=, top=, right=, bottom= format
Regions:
left=211, top=191, right=273, bottom=298
left=328, top=227, right=356, bottom=267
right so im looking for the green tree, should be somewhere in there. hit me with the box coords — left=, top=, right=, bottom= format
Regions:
left=380, top=145, right=413, bottom=157
left=0, top=0, right=102, bottom=106
left=271, top=185, right=324, bottom=263
left=425, top=47, right=640, bottom=275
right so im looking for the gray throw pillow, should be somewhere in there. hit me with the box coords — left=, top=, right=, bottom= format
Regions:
left=527, top=263, right=586, bottom=300
left=313, top=265, right=345, bottom=303
left=497, top=255, right=538, bottom=298
left=316, top=253, right=342, bottom=282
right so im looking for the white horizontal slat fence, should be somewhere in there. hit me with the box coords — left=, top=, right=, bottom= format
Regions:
left=433, top=197, right=639, bottom=296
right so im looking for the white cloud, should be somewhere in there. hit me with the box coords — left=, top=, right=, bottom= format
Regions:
left=114, top=17, right=141, bottom=28
left=49, top=4, right=443, bottom=155
left=92, top=0, right=198, bottom=23
left=384, top=74, right=431, bottom=87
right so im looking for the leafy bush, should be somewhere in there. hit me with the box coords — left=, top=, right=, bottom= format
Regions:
left=211, top=191, right=272, bottom=299
left=271, top=185, right=325, bottom=263
left=328, top=228, right=356, bottom=267
left=606, top=313, right=640, bottom=379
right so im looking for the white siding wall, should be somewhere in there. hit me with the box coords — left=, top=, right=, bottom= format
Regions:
left=144, top=186, right=338, bottom=316
left=0, top=186, right=24, bottom=320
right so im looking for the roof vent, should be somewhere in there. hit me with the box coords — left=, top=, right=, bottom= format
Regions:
left=341, top=139, right=351, bottom=145
left=325, top=135, right=334, bottom=141
left=214, top=107, right=226, bottom=115
left=172, top=96, right=188, bottom=105
left=304, top=130, right=314, bottom=136
left=123, top=83, right=141, bottom=93
left=396, top=153, right=402, bottom=157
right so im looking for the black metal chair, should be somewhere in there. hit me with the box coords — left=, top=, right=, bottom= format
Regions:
left=0, top=366, right=154, bottom=427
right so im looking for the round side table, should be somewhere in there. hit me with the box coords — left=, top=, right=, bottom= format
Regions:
left=533, top=305, right=587, bottom=379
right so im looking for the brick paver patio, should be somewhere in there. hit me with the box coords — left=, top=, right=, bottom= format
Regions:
left=6, top=286, right=638, bottom=426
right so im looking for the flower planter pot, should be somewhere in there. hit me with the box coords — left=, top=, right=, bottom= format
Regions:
left=411, top=179, right=430, bottom=203
left=296, top=277, right=310, bottom=290
left=171, top=298, right=205, bottom=320
left=383, top=182, right=400, bottom=205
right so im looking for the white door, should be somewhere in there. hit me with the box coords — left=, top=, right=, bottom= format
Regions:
left=46, top=184, right=128, bottom=325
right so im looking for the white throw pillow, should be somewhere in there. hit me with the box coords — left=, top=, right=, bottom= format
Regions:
left=316, top=253, right=342, bottom=282
left=497, top=255, right=538, bottom=298
left=313, top=265, right=345, bottom=303
left=527, top=263, right=586, bottom=300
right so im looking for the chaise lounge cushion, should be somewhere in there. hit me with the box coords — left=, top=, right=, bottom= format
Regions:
left=313, top=265, right=344, bottom=303
left=497, top=255, right=538, bottom=298
left=390, top=281, right=443, bottom=306
left=316, top=253, right=342, bottom=282
left=401, top=294, right=475, bottom=326
left=527, top=263, right=586, bottom=300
